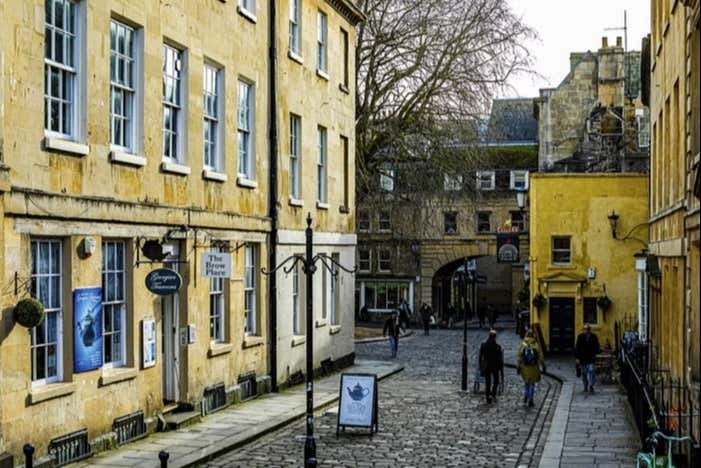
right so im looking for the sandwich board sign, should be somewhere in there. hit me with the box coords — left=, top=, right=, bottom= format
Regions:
left=336, top=373, right=378, bottom=436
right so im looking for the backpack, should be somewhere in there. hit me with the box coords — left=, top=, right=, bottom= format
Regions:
left=522, top=344, right=539, bottom=366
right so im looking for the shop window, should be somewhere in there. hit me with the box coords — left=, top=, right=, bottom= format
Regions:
left=363, top=281, right=410, bottom=312
left=102, top=240, right=126, bottom=366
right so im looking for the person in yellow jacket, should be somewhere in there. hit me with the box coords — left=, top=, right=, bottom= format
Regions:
left=517, top=329, right=546, bottom=408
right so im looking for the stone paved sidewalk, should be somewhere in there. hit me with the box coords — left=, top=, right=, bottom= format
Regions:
left=538, top=357, right=640, bottom=468
left=73, top=359, right=402, bottom=468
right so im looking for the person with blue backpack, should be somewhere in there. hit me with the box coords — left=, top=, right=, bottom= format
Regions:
left=517, top=329, right=546, bottom=408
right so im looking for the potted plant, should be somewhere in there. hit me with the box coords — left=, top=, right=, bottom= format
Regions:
left=13, top=297, right=45, bottom=328
left=532, top=293, right=547, bottom=310
left=597, top=295, right=612, bottom=311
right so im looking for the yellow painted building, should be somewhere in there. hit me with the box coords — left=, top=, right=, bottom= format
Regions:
left=529, top=174, right=649, bottom=352
left=0, top=0, right=362, bottom=464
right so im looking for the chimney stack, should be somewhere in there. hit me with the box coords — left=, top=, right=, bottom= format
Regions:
left=616, top=36, right=623, bottom=47
left=601, top=36, right=609, bottom=48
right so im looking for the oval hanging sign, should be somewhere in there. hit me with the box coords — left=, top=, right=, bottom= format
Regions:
left=145, top=268, right=182, bottom=296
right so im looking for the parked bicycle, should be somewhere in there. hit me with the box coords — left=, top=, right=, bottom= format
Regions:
left=635, top=431, right=692, bottom=468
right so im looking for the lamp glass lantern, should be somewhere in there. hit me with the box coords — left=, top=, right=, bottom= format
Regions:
left=607, top=210, right=619, bottom=238
left=516, top=190, right=526, bottom=210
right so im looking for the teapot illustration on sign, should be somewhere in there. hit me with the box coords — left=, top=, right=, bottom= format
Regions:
left=346, top=382, right=370, bottom=401
left=76, top=300, right=101, bottom=347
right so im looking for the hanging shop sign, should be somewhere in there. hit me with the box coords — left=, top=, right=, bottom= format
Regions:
left=496, top=233, right=520, bottom=264
left=145, top=268, right=182, bottom=296
left=201, top=252, right=232, bottom=278
left=73, top=286, right=103, bottom=373
left=337, top=373, right=379, bottom=436
left=142, top=319, right=157, bottom=368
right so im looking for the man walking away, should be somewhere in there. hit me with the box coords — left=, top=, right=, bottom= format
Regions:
left=398, top=299, right=411, bottom=330
left=575, top=323, right=601, bottom=393
left=383, top=312, right=403, bottom=358
left=419, top=302, right=432, bottom=336
left=518, top=329, right=545, bottom=408
left=479, top=330, right=504, bottom=403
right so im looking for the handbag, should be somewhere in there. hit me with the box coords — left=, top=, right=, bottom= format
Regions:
left=575, top=363, right=582, bottom=378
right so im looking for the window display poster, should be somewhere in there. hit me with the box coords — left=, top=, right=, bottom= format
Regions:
left=73, top=287, right=103, bottom=373
left=142, top=319, right=157, bottom=368
left=338, top=373, right=378, bottom=432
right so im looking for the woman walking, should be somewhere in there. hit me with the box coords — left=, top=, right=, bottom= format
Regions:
left=517, top=329, right=545, bottom=408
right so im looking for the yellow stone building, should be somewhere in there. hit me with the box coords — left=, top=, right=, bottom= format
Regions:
left=529, top=174, right=649, bottom=352
left=647, top=0, right=700, bottom=394
left=0, top=0, right=362, bottom=463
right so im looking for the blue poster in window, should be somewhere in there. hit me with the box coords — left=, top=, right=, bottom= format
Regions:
left=73, top=287, right=103, bottom=373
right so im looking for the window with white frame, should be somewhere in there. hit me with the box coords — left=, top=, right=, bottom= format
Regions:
left=30, top=239, right=63, bottom=384
left=45, top=0, right=79, bottom=139
left=317, top=126, right=327, bottom=203
left=203, top=64, right=223, bottom=172
left=292, top=257, right=302, bottom=335
left=444, top=174, right=463, bottom=192
left=363, top=281, right=410, bottom=312
left=476, top=171, right=495, bottom=190
left=163, top=44, right=185, bottom=162
left=238, top=80, right=255, bottom=179
left=552, top=236, right=572, bottom=264
left=380, top=163, right=395, bottom=192
left=378, top=210, right=391, bottom=231
left=289, top=0, right=301, bottom=55
left=637, top=269, right=648, bottom=341
left=378, top=249, right=392, bottom=272
left=239, top=0, right=256, bottom=16
left=358, top=249, right=371, bottom=272
left=358, top=210, right=370, bottom=231
left=110, top=20, right=136, bottom=151
left=102, top=241, right=126, bottom=367
left=510, top=171, right=529, bottom=190
left=330, top=253, right=340, bottom=326
left=317, top=11, right=327, bottom=72
left=244, top=244, right=257, bottom=335
left=290, top=114, right=301, bottom=198
left=209, top=251, right=225, bottom=343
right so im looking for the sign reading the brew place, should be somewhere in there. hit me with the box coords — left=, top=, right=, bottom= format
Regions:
left=337, top=373, right=379, bottom=436
left=201, top=252, right=232, bottom=278
left=145, top=268, right=182, bottom=296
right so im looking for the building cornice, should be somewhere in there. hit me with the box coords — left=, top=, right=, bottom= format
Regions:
left=325, top=0, right=365, bottom=26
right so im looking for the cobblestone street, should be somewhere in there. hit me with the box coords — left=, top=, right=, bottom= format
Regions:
left=205, top=327, right=560, bottom=467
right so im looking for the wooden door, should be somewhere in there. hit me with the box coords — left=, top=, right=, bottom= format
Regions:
left=549, top=298, right=575, bottom=352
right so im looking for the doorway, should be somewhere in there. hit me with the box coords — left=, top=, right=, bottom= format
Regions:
left=549, top=297, right=575, bottom=352
left=162, top=244, right=181, bottom=403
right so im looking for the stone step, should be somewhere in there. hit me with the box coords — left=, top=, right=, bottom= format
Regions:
left=163, top=410, right=201, bottom=431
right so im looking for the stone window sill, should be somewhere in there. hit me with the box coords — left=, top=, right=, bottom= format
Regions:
left=237, top=176, right=258, bottom=189
left=330, top=325, right=342, bottom=335
left=161, top=161, right=191, bottom=176
left=237, top=6, right=257, bottom=23
left=29, top=382, right=76, bottom=405
left=43, top=137, right=89, bottom=157
left=315, top=319, right=327, bottom=328
left=203, top=169, right=228, bottom=182
left=110, top=149, right=146, bottom=167
left=208, top=342, right=233, bottom=357
left=316, top=69, right=330, bottom=81
left=289, top=50, right=304, bottom=64
left=99, top=367, right=138, bottom=387
left=291, top=335, right=306, bottom=347
left=289, top=197, right=304, bottom=207
left=243, top=335, right=264, bottom=349
left=317, top=201, right=330, bottom=210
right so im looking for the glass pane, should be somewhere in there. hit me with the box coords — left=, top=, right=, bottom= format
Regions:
left=35, top=347, right=46, bottom=380
left=35, top=320, right=47, bottom=345
left=113, top=333, right=122, bottom=361
left=104, top=334, right=113, bottom=363
left=47, top=345, right=57, bottom=377
left=46, top=312, right=58, bottom=342
left=50, top=276, right=60, bottom=309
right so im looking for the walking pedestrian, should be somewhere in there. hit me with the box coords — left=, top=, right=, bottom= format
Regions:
left=447, top=303, right=457, bottom=329
left=575, top=323, right=601, bottom=393
left=477, top=305, right=486, bottom=328
left=478, top=330, right=504, bottom=404
left=487, top=304, right=497, bottom=329
left=517, top=329, right=545, bottom=408
left=383, top=312, right=404, bottom=358
left=419, top=302, right=432, bottom=336
left=398, top=298, right=412, bottom=329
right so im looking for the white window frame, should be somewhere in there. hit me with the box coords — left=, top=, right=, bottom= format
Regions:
left=110, top=20, right=138, bottom=153
left=380, top=164, right=395, bottom=192
left=637, top=266, right=648, bottom=341
left=510, top=170, right=529, bottom=190
left=358, top=249, right=371, bottom=273
left=44, top=0, right=85, bottom=142
left=290, top=114, right=301, bottom=199
left=203, top=63, right=224, bottom=172
left=162, top=44, right=187, bottom=163
left=476, top=171, right=496, bottom=191
left=292, top=257, right=302, bottom=335
left=209, top=252, right=225, bottom=343
left=244, top=244, right=258, bottom=336
left=102, top=240, right=127, bottom=368
left=289, top=0, right=301, bottom=56
left=444, top=174, right=463, bottom=192
left=317, top=11, right=327, bottom=73
left=330, top=253, right=340, bottom=326
left=378, top=210, right=391, bottom=231
left=238, top=0, right=256, bottom=18
left=378, top=249, right=392, bottom=272
left=552, top=236, right=572, bottom=265
left=238, top=79, right=256, bottom=180
left=357, top=211, right=370, bottom=232
left=30, top=239, right=63, bottom=386
left=317, top=126, right=327, bottom=203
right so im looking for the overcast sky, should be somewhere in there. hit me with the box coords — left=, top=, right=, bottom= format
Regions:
left=502, top=0, right=651, bottom=98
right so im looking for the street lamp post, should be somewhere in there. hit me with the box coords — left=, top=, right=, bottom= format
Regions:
left=263, top=214, right=355, bottom=468
left=461, top=258, right=469, bottom=392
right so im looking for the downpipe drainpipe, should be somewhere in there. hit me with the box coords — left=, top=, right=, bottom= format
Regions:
left=268, top=0, right=279, bottom=393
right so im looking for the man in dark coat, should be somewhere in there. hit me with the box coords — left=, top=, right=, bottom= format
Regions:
left=478, top=330, right=504, bottom=403
left=397, top=299, right=411, bottom=329
left=419, top=302, right=432, bottom=336
left=575, top=323, right=601, bottom=393
left=383, top=312, right=404, bottom=358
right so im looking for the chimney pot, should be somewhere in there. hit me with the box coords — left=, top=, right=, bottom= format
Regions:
left=602, top=37, right=609, bottom=48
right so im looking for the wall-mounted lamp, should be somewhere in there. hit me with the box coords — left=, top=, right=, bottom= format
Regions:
left=607, top=210, right=620, bottom=239
left=516, top=190, right=526, bottom=211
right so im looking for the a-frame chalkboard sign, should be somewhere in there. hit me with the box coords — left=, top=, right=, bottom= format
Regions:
left=336, top=373, right=378, bottom=437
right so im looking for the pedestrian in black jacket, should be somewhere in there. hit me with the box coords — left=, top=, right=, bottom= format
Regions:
left=479, top=330, right=504, bottom=403
left=575, top=324, right=601, bottom=393
left=419, top=303, right=432, bottom=336
left=383, top=312, right=404, bottom=358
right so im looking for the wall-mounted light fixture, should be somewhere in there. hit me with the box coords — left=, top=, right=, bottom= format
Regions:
left=607, top=210, right=620, bottom=239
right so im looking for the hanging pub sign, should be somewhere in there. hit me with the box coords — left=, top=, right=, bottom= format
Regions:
left=73, top=286, right=103, bottom=373
left=201, top=252, right=232, bottom=278
left=145, top=268, right=182, bottom=296
left=337, top=373, right=379, bottom=436
left=496, top=233, right=520, bottom=264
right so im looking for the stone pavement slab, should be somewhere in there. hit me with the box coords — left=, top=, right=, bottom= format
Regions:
left=73, top=359, right=402, bottom=468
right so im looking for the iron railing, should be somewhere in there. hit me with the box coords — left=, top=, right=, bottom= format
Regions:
left=113, top=410, right=147, bottom=445
left=48, top=428, right=92, bottom=466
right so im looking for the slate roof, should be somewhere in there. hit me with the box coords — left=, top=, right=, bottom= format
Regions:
left=486, top=98, right=538, bottom=145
